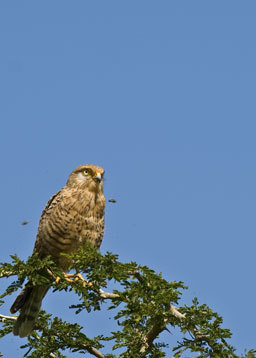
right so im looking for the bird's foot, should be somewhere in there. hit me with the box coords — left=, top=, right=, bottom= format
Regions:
left=55, top=273, right=91, bottom=287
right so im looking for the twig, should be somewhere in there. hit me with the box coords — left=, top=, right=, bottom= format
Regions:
left=99, top=289, right=119, bottom=299
left=170, top=304, right=185, bottom=320
left=80, top=345, right=105, bottom=358
left=0, top=313, right=16, bottom=321
left=0, top=271, right=15, bottom=278
left=46, top=268, right=57, bottom=280
left=34, top=333, right=57, bottom=358
left=127, top=269, right=145, bottom=284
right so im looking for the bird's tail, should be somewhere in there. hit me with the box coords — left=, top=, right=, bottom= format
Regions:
left=10, top=284, right=50, bottom=338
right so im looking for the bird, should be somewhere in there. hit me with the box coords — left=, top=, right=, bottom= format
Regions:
left=10, top=164, right=105, bottom=338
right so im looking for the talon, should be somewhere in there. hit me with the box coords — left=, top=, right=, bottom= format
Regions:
left=73, top=273, right=85, bottom=282
left=55, top=272, right=88, bottom=287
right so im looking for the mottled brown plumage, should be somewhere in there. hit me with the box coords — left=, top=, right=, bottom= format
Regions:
left=10, top=164, right=105, bottom=337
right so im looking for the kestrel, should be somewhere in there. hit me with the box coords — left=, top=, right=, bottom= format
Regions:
left=10, top=164, right=105, bottom=337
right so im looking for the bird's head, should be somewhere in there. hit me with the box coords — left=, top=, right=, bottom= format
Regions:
left=66, top=164, right=104, bottom=193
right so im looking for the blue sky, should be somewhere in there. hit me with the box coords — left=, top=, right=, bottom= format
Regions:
left=0, top=1, right=256, bottom=356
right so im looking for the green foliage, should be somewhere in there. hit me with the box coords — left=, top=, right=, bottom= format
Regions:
left=0, top=246, right=255, bottom=357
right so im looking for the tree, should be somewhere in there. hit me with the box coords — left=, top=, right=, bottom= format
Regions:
left=0, top=246, right=255, bottom=358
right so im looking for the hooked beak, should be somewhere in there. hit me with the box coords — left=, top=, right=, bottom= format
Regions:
left=94, top=172, right=102, bottom=183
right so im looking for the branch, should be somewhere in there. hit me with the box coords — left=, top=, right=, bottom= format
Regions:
left=170, top=304, right=185, bottom=320
left=0, top=313, right=106, bottom=358
left=78, top=345, right=105, bottom=358
left=140, top=316, right=168, bottom=354
left=0, top=271, right=15, bottom=278
left=99, top=289, right=119, bottom=299
left=0, top=313, right=16, bottom=321
left=140, top=304, right=207, bottom=354
left=98, top=287, right=187, bottom=354
left=85, top=275, right=187, bottom=354
left=88, top=286, right=209, bottom=353
left=0, top=268, right=207, bottom=356
left=34, top=333, right=57, bottom=358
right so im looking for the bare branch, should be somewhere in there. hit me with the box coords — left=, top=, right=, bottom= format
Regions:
left=99, top=289, right=119, bottom=299
left=0, top=313, right=17, bottom=321
left=0, top=271, right=15, bottom=278
left=170, top=304, right=185, bottom=320
left=79, top=345, right=106, bottom=358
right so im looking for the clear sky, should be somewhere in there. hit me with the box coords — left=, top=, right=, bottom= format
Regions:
left=0, top=1, right=256, bottom=356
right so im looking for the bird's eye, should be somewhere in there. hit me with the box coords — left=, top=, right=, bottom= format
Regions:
left=84, top=169, right=89, bottom=175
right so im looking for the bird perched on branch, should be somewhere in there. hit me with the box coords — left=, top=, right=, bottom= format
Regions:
left=10, top=164, right=105, bottom=338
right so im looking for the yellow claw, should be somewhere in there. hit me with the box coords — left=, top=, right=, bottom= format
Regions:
left=55, top=272, right=91, bottom=287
